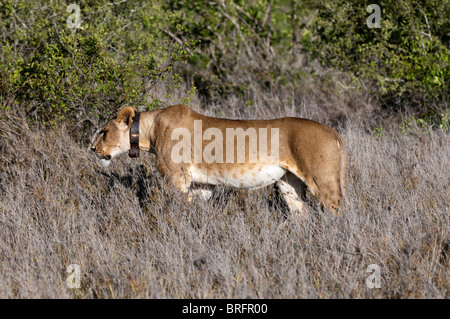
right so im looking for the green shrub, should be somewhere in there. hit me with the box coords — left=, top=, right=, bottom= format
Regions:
left=401, top=110, right=450, bottom=133
left=0, top=0, right=197, bottom=136
left=303, top=0, right=450, bottom=107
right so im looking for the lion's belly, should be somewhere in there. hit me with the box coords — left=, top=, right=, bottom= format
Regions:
left=189, top=165, right=286, bottom=189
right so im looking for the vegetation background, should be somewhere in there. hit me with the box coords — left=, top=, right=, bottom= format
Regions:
left=0, top=0, right=449, bottom=298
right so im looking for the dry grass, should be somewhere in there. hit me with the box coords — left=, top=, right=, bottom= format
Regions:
left=0, top=82, right=449, bottom=299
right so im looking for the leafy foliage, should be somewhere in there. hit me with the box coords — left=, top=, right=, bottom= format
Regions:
left=0, top=0, right=197, bottom=133
left=1, top=0, right=449, bottom=134
left=303, top=0, right=450, bottom=107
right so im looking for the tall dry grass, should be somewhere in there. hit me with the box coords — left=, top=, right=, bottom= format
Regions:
left=0, top=80, right=448, bottom=298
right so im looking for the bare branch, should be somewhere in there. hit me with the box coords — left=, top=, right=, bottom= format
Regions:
left=158, top=27, right=193, bottom=54
left=262, top=0, right=273, bottom=28
left=217, top=6, right=254, bottom=59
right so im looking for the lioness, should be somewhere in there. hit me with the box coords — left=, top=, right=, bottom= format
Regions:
left=91, top=105, right=347, bottom=216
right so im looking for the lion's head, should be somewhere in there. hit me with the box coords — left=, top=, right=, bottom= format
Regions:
left=91, top=107, right=136, bottom=167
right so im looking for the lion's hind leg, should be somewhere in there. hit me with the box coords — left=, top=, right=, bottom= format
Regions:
left=315, top=178, right=343, bottom=215
left=275, top=171, right=308, bottom=220
left=287, top=163, right=344, bottom=216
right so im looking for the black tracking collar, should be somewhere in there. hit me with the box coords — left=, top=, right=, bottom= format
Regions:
left=128, top=112, right=140, bottom=158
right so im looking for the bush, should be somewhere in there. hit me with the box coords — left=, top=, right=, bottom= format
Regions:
left=303, top=0, right=450, bottom=109
left=0, top=0, right=197, bottom=139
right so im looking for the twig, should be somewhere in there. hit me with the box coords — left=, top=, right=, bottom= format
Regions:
left=158, top=27, right=193, bottom=54
left=420, top=9, right=432, bottom=40
left=262, top=0, right=273, bottom=28
left=232, top=3, right=259, bottom=28
left=217, top=6, right=254, bottom=59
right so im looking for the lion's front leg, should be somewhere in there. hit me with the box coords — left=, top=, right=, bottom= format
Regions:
left=168, top=171, right=213, bottom=203
left=187, top=189, right=213, bottom=202
left=157, top=159, right=192, bottom=197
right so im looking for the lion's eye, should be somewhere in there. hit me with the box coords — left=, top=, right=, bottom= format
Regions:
left=102, top=131, right=107, bottom=141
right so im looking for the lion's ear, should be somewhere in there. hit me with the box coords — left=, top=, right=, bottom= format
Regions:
left=116, top=107, right=135, bottom=127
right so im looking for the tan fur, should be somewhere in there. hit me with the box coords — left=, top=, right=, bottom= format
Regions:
left=91, top=105, right=348, bottom=215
